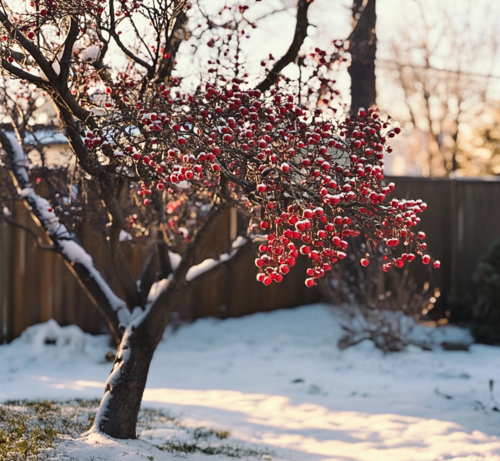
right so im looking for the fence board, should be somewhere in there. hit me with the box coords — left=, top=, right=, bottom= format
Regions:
left=0, top=222, right=12, bottom=343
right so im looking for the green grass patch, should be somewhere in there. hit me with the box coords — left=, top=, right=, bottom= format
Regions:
left=0, top=399, right=97, bottom=460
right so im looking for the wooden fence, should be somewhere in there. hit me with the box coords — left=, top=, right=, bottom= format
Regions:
left=385, top=177, right=500, bottom=318
left=2, top=176, right=500, bottom=342
left=0, top=204, right=319, bottom=343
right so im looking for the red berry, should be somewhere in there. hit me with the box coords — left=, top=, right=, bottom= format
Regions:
left=360, top=258, right=369, bottom=267
left=300, top=245, right=311, bottom=255
left=422, top=255, right=431, bottom=264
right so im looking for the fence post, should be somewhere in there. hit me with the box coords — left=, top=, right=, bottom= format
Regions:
left=449, top=177, right=459, bottom=298
left=0, top=221, right=12, bottom=343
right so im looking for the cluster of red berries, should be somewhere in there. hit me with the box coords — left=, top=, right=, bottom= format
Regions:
left=84, top=73, right=437, bottom=285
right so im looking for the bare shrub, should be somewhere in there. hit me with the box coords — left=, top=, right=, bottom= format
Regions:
left=320, top=245, right=437, bottom=352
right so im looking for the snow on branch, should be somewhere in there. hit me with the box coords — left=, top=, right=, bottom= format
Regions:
left=169, top=251, right=182, bottom=270
left=127, top=276, right=173, bottom=330
left=256, top=0, right=311, bottom=92
left=0, top=130, right=131, bottom=331
left=185, top=236, right=248, bottom=282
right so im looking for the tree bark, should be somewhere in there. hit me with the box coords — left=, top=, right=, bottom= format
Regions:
left=348, top=0, right=377, bottom=114
left=93, top=322, right=157, bottom=439
left=92, top=279, right=183, bottom=439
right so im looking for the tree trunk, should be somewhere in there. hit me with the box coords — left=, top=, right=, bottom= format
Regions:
left=92, top=324, right=157, bottom=439
left=348, top=0, right=377, bottom=114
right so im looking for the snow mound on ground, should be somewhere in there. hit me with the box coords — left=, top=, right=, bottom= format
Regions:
left=52, top=429, right=265, bottom=461
left=19, top=319, right=94, bottom=352
left=413, top=320, right=475, bottom=347
left=52, top=432, right=174, bottom=461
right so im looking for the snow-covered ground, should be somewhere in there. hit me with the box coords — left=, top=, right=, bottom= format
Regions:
left=2, top=304, right=500, bottom=461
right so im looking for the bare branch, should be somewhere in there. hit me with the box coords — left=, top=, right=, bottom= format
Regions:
left=106, top=0, right=154, bottom=75
left=175, top=201, right=231, bottom=281
left=1, top=57, right=51, bottom=87
left=0, top=10, right=58, bottom=83
left=100, top=177, right=142, bottom=308
left=0, top=129, right=130, bottom=343
left=57, top=17, right=80, bottom=86
left=1, top=215, right=57, bottom=251
left=255, top=0, right=312, bottom=92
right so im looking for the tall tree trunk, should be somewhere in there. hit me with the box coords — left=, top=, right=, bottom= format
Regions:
left=92, top=323, right=158, bottom=439
left=348, top=0, right=377, bottom=114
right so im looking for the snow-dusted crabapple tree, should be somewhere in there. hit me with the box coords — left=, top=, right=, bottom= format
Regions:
left=0, top=0, right=437, bottom=439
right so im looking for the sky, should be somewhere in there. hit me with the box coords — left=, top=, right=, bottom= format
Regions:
left=12, top=0, right=500, bottom=175
left=255, top=0, right=500, bottom=104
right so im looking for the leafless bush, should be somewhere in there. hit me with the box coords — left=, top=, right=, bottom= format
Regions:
left=320, top=246, right=438, bottom=352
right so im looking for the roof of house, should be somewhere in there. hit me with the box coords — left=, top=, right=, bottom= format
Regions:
left=0, top=124, right=68, bottom=146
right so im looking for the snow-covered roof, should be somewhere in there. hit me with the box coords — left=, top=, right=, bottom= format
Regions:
left=24, top=129, right=68, bottom=145
left=0, top=125, right=69, bottom=146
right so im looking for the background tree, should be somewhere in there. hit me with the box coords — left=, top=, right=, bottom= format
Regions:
left=348, top=0, right=376, bottom=114
left=379, top=0, right=500, bottom=176
left=0, top=0, right=433, bottom=440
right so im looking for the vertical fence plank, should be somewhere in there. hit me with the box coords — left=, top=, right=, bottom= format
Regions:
left=0, top=221, right=5, bottom=343
left=0, top=222, right=12, bottom=343
left=11, top=215, right=27, bottom=338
